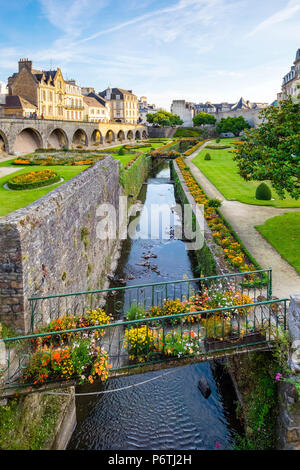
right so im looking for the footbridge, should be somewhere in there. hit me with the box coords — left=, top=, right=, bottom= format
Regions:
left=0, top=118, right=148, bottom=154
left=0, top=269, right=294, bottom=397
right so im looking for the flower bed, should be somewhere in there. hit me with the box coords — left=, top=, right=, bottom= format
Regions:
left=150, top=150, right=180, bottom=158
left=23, top=308, right=112, bottom=386
left=205, top=145, right=231, bottom=150
left=7, top=169, right=61, bottom=190
left=176, top=157, right=266, bottom=282
left=13, top=153, right=106, bottom=166
left=183, top=140, right=205, bottom=156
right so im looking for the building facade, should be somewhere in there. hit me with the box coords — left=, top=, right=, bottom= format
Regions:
left=170, top=100, right=195, bottom=127
left=278, top=49, right=300, bottom=101
left=138, top=96, right=160, bottom=124
left=6, top=59, right=84, bottom=120
left=99, top=88, right=139, bottom=124
left=83, top=96, right=110, bottom=122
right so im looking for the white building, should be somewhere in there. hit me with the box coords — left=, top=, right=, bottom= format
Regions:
left=138, top=96, right=160, bottom=124
left=278, top=48, right=300, bottom=100
left=0, top=81, right=7, bottom=104
left=170, top=100, right=195, bottom=127
left=83, top=96, right=110, bottom=123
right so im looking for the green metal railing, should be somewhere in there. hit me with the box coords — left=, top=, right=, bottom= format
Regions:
left=29, top=268, right=272, bottom=332
left=0, top=296, right=287, bottom=392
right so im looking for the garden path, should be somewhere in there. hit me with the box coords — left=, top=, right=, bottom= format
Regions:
left=0, top=167, right=23, bottom=178
left=185, top=143, right=300, bottom=299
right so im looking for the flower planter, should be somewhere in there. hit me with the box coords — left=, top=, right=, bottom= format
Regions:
left=204, top=331, right=266, bottom=352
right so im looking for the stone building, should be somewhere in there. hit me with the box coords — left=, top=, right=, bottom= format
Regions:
left=278, top=48, right=300, bottom=101
left=5, top=58, right=84, bottom=121
left=194, top=98, right=267, bottom=117
left=170, top=100, right=195, bottom=127
left=83, top=96, right=110, bottom=122
left=138, top=96, right=160, bottom=124
left=64, top=80, right=84, bottom=121
left=99, top=87, right=139, bottom=124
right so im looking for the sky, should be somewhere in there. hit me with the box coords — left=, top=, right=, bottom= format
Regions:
left=0, top=0, right=299, bottom=109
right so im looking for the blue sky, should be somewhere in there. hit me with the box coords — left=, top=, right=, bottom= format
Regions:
left=0, top=0, right=299, bottom=109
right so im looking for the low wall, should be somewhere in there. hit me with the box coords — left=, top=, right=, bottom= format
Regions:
left=147, top=127, right=177, bottom=138
left=277, top=295, right=300, bottom=450
left=0, top=156, right=123, bottom=333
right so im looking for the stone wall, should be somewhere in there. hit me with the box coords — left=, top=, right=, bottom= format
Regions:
left=147, top=127, right=177, bottom=138
left=215, top=108, right=264, bottom=127
left=277, top=295, right=300, bottom=450
left=0, top=156, right=124, bottom=333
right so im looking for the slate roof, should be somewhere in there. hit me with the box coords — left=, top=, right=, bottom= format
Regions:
left=5, top=95, right=37, bottom=109
left=83, top=96, right=105, bottom=108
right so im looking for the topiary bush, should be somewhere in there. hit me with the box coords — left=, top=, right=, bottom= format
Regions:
left=256, top=183, right=272, bottom=201
left=204, top=153, right=211, bottom=161
left=207, top=198, right=222, bottom=208
left=118, top=147, right=126, bottom=156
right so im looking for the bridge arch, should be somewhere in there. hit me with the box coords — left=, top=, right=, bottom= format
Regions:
left=72, top=129, right=88, bottom=147
left=117, top=130, right=125, bottom=143
left=127, top=130, right=134, bottom=141
left=135, top=130, right=141, bottom=141
left=14, top=128, right=43, bottom=154
left=48, top=128, right=68, bottom=149
left=91, top=129, right=103, bottom=146
left=0, top=130, right=9, bottom=153
left=105, top=130, right=115, bottom=144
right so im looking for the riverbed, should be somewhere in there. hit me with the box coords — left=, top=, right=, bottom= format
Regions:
left=68, top=161, right=243, bottom=450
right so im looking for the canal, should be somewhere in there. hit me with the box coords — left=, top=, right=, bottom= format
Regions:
left=68, top=161, right=243, bottom=450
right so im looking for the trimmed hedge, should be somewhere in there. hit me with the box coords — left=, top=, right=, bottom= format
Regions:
left=7, top=170, right=61, bottom=190
left=256, top=183, right=272, bottom=201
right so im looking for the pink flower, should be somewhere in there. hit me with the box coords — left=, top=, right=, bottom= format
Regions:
left=215, top=442, right=221, bottom=449
left=275, top=373, right=283, bottom=381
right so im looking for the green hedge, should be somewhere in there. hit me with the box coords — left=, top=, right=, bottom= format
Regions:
left=120, top=155, right=151, bottom=199
left=171, top=161, right=217, bottom=277
left=7, top=174, right=61, bottom=190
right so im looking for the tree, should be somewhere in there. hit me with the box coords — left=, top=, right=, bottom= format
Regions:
left=146, top=111, right=183, bottom=127
left=193, top=112, right=216, bottom=126
left=216, top=116, right=250, bottom=136
left=233, top=96, right=300, bottom=199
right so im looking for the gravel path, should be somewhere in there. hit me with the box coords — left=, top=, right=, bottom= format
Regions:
left=185, top=143, right=300, bottom=299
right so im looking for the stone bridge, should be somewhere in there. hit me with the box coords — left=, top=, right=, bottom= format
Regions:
left=0, top=118, right=148, bottom=154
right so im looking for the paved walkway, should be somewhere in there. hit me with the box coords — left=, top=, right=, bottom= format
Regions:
left=185, top=143, right=300, bottom=299
left=0, top=167, right=22, bottom=178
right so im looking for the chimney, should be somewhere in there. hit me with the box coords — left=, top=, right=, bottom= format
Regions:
left=18, top=58, right=33, bottom=73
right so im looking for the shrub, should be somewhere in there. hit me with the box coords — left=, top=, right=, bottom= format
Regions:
left=126, top=304, right=146, bottom=321
left=204, top=153, right=211, bottom=161
left=256, top=183, right=272, bottom=201
left=118, top=147, right=126, bottom=156
left=207, top=198, right=222, bottom=208
left=216, top=138, right=220, bottom=143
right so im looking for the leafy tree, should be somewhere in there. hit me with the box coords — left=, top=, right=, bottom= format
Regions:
left=146, top=111, right=183, bottom=127
left=233, top=96, right=300, bottom=199
left=193, top=112, right=216, bottom=126
left=217, top=116, right=250, bottom=136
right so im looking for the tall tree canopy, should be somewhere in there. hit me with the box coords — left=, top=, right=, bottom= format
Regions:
left=217, top=116, right=250, bottom=136
left=233, top=97, right=300, bottom=199
left=193, top=112, right=216, bottom=126
left=146, top=111, right=183, bottom=127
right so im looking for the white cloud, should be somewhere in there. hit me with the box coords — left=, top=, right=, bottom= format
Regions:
left=246, top=0, right=300, bottom=37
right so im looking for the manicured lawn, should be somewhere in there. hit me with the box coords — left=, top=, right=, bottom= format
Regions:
left=0, top=165, right=88, bottom=216
left=112, top=154, right=137, bottom=166
left=256, top=212, right=300, bottom=275
left=192, top=141, right=300, bottom=208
